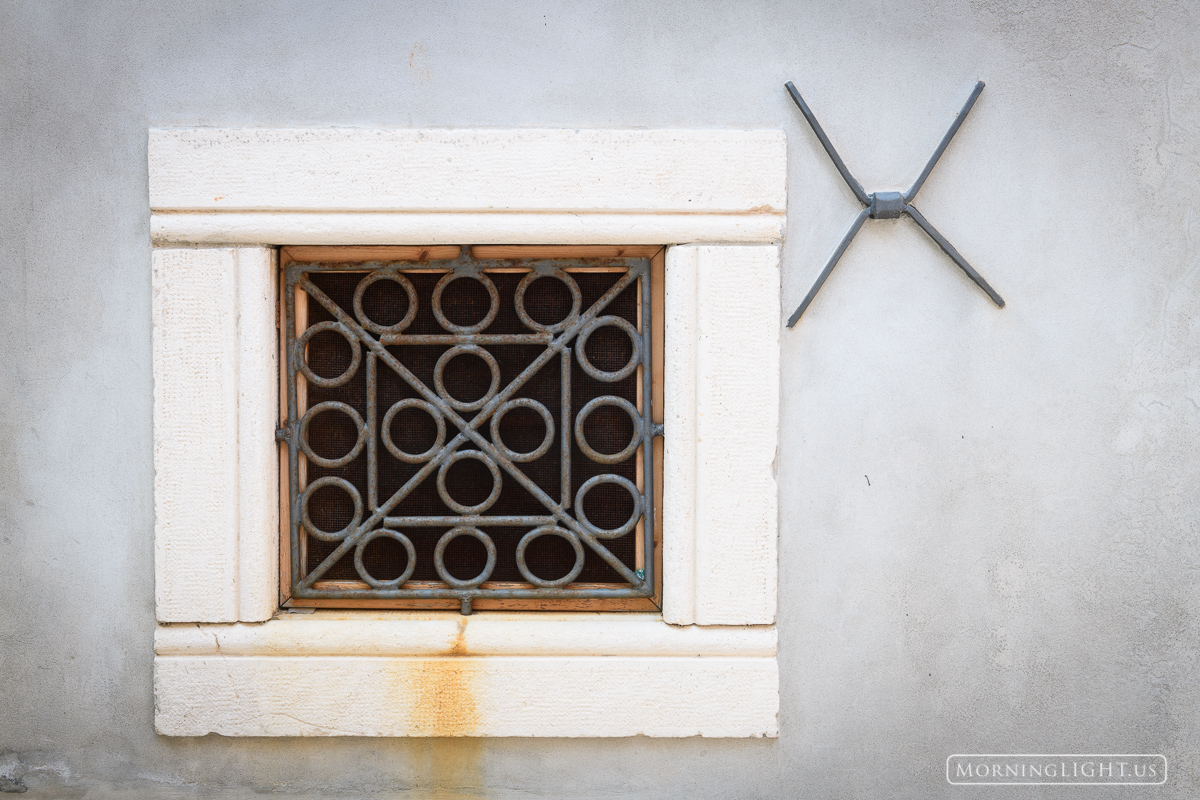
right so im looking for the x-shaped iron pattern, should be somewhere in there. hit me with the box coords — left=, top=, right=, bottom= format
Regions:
left=285, top=258, right=655, bottom=614
left=785, top=81, right=1005, bottom=326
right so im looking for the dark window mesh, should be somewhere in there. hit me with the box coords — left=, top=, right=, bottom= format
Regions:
left=299, top=267, right=642, bottom=588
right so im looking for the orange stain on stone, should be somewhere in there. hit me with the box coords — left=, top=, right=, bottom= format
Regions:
left=395, top=618, right=486, bottom=797
left=400, top=618, right=480, bottom=737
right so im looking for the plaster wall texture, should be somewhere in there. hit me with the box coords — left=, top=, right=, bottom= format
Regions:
left=2, top=0, right=1199, bottom=797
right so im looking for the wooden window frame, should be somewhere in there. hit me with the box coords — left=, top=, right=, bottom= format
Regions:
left=277, top=245, right=665, bottom=612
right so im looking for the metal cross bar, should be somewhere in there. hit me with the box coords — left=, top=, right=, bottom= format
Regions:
left=784, top=81, right=1005, bottom=327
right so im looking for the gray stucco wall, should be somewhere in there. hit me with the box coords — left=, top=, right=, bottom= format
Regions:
left=3, top=1, right=1200, bottom=797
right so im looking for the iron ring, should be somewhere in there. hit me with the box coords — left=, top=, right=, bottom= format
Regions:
left=490, top=398, right=555, bottom=463
left=574, top=396, right=643, bottom=464
left=514, top=270, right=582, bottom=333
left=381, top=399, right=446, bottom=463
left=437, top=450, right=503, bottom=515
left=575, top=315, right=641, bottom=382
left=299, top=476, right=364, bottom=542
left=299, top=401, right=368, bottom=468
left=354, top=529, right=417, bottom=588
left=574, top=474, right=643, bottom=538
left=433, top=345, right=501, bottom=411
left=434, top=526, right=497, bottom=589
left=295, top=321, right=362, bottom=388
left=431, top=272, right=499, bottom=334
left=516, top=526, right=584, bottom=588
left=352, top=271, right=418, bottom=335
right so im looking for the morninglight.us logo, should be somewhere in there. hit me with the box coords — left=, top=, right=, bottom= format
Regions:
left=947, top=754, right=1167, bottom=786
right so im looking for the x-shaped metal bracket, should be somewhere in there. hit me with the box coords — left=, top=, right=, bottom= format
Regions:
left=785, top=80, right=1005, bottom=327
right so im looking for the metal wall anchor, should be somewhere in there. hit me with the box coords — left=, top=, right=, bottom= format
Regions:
left=784, top=81, right=1005, bottom=327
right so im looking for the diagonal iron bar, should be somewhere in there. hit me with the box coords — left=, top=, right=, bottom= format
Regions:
left=904, top=203, right=1005, bottom=308
left=906, top=81, right=985, bottom=202
left=784, top=80, right=1004, bottom=327
left=787, top=207, right=869, bottom=326
left=784, top=81, right=869, bottom=206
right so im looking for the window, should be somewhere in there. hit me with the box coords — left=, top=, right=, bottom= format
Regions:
left=150, top=128, right=782, bottom=737
left=281, top=245, right=663, bottom=613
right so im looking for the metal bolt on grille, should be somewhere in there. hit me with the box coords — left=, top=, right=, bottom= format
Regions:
left=281, top=250, right=659, bottom=614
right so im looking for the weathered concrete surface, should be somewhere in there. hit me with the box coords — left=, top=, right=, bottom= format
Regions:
left=2, top=0, right=1199, bottom=797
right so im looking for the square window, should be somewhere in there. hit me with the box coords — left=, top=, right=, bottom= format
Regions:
left=150, top=128, right=782, bottom=737
left=280, top=246, right=664, bottom=613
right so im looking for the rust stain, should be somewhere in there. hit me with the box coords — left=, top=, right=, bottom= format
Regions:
left=396, top=618, right=479, bottom=736
left=409, top=43, right=432, bottom=82
left=396, top=618, right=486, bottom=797
left=424, top=737, right=485, bottom=800
left=448, top=618, right=468, bottom=657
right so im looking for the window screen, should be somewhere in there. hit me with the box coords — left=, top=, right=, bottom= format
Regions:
left=280, top=247, right=661, bottom=613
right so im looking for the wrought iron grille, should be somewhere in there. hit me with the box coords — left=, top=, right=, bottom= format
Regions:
left=281, top=249, right=660, bottom=614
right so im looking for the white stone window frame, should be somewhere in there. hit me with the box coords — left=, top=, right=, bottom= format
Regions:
left=150, top=129, right=784, bottom=737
